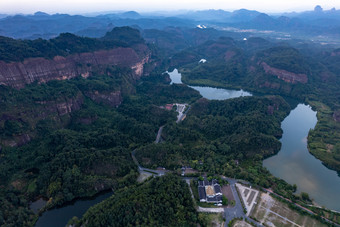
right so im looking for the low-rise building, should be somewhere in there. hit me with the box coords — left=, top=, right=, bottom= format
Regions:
left=198, top=178, right=223, bottom=205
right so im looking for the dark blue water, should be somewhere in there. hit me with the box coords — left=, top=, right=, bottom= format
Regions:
left=35, top=192, right=112, bottom=227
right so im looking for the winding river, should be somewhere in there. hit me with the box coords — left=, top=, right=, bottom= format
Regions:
left=168, top=69, right=340, bottom=212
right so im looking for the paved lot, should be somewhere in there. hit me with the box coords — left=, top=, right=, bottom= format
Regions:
left=252, top=192, right=327, bottom=227
left=223, top=179, right=246, bottom=224
left=236, top=183, right=259, bottom=216
left=222, top=185, right=235, bottom=204
left=223, top=178, right=263, bottom=227
left=232, top=220, right=253, bottom=227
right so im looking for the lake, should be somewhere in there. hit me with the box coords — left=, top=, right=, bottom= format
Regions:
left=168, top=68, right=340, bottom=212
left=167, top=69, right=252, bottom=100
left=263, top=104, right=340, bottom=211
left=35, top=192, right=112, bottom=227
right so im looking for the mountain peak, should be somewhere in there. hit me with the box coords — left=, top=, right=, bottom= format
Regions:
left=314, top=5, right=323, bottom=12
left=34, top=11, right=49, bottom=16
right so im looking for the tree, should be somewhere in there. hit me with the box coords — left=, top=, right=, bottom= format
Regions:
left=301, top=192, right=311, bottom=201
left=222, top=195, right=228, bottom=206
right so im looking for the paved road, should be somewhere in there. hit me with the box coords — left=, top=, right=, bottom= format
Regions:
left=131, top=150, right=167, bottom=176
left=155, top=126, right=164, bottom=143
left=224, top=178, right=246, bottom=224
left=223, top=178, right=263, bottom=227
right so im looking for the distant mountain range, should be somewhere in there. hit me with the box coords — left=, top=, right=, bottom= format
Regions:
left=1, top=6, right=340, bottom=42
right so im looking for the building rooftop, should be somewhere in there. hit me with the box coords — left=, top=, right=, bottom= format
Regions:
left=214, top=184, right=222, bottom=194
left=198, top=186, right=206, bottom=200
left=198, top=178, right=223, bottom=204
left=205, top=186, right=215, bottom=197
left=204, top=180, right=212, bottom=186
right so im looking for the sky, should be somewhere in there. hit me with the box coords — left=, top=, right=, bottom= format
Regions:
left=0, top=0, right=339, bottom=14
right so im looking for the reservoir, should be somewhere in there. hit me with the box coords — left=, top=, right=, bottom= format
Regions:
left=168, top=69, right=252, bottom=100
left=263, top=104, right=340, bottom=211
left=35, top=192, right=112, bottom=227
left=169, top=69, right=340, bottom=212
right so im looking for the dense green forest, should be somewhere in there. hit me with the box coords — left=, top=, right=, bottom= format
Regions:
left=69, top=175, right=198, bottom=227
left=136, top=96, right=290, bottom=170
left=135, top=96, right=302, bottom=199
left=174, top=38, right=340, bottom=174
left=1, top=26, right=340, bottom=227
left=0, top=65, right=201, bottom=226
left=0, top=26, right=144, bottom=62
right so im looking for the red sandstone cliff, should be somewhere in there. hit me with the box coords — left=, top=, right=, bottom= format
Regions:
left=0, top=45, right=150, bottom=89
left=0, top=92, right=84, bottom=147
left=260, top=62, right=308, bottom=84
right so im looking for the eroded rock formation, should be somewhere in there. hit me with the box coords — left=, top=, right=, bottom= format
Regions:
left=0, top=46, right=150, bottom=88
left=86, top=91, right=122, bottom=107
left=261, top=62, right=308, bottom=84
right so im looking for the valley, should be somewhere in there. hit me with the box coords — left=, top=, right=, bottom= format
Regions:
left=0, top=6, right=340, bottom=226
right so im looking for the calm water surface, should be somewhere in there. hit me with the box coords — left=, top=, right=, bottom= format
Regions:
left=169, top=68, right=340, bottom=211
left=167, top=69, right=252, bottom=100
left=35, top=192, right=112, bottom=227
left=263, top=104, right=340, bottom=211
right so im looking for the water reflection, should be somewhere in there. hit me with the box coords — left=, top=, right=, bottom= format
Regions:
left=264, top=104, right=340, bottom=211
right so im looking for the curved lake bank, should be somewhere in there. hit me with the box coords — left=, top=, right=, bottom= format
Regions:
left=35, top=192, right=112, bottom=227
left=263, top=104, right=340, bottom=211
left=169, top=69, right=340, bottom=212
left=167, top=69, right=252, bottom=100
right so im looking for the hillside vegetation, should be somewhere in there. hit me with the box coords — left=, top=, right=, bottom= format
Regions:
left=70, top=175, right=198, bottom=227
left=174, top=37, right=340, bottom=174
left=0, top=65, right=201, bottom=226
left=0, top=26, right=144, bottom=62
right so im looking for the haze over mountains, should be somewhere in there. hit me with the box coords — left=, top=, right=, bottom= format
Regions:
left=1, top=5, right=340, bottom=42
left=2, top=1, right=340, bottom=226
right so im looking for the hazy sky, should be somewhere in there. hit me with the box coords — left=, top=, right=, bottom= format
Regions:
left=0, top=0, right=339, bottom=14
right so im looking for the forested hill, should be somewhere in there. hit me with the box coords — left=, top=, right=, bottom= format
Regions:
left=172, top=36, right=340, bottom=174
left=0, top=60, right=201, bottom=226
left=0, top=26, right=144, bottom=62
left=0, top=26, right=153, bottom=89
left=70, top=175, right=198, bottom=227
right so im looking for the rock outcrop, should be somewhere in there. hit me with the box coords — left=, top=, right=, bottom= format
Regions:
left=86, top=91, right=122, bottom=107
left=260, top=62, right=308, bottom=84
left=0, top=92, right=84, bottom=147
left=334, top=110, right=340, bottom=122
left=0, top=46, right=150, bottom=88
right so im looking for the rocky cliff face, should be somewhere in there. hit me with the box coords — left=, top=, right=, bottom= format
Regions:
left=86, top=91, right=122, bottom=107
left=260, top=62, right=308, bottom=84
left=0, top=92, right=84, bottom=147
left=0, top=45, right=150, bottom=88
